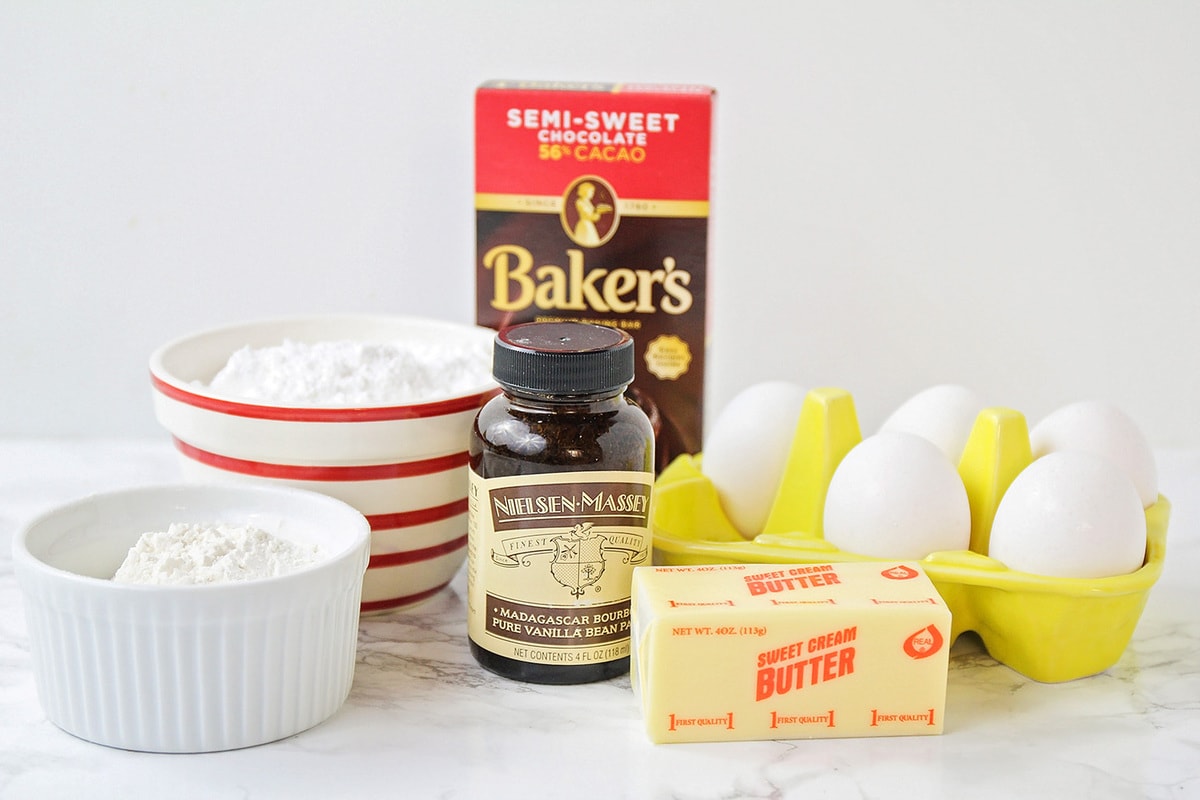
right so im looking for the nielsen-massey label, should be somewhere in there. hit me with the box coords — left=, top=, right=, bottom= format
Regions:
left=467, top=469, right=652, bottom=666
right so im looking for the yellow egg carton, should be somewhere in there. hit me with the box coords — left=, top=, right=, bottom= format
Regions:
left=651, top=387, right=1170, bottom=683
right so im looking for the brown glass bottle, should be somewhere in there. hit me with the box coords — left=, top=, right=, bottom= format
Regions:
left=467, top=322, right=654, bottom=684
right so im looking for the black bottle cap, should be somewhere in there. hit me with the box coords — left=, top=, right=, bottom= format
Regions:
left=493, top=321, right=635, bottom=396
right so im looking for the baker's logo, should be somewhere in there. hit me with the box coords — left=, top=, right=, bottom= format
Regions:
left=561, top=175, right=619, bottom=247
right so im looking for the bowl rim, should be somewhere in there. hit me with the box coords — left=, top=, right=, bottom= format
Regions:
left=148, top=313, right=500, bottom=421
left=13, top=483, right=371, bottom=594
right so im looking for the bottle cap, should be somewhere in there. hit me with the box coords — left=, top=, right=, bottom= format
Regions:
left=494, top=321, right=635, bottom=396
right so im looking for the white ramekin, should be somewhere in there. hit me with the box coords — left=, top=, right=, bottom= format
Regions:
left=13, top=483, right=370, bottom=753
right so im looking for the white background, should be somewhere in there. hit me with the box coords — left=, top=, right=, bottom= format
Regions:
left=3, top=1, right=1197, bottom=446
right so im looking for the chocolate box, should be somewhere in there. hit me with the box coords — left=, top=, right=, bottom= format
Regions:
left=475, top=80, right=715, bottom=470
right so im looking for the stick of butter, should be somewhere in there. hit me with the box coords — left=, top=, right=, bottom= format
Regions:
left=630, top=562, right=951, bottom=743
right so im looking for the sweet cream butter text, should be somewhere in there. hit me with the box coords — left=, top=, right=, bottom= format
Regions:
left=755, top=626, right=858, bottom=701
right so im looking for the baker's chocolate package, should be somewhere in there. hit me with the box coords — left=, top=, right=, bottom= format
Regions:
left=475, top=80, right=715, bottom=470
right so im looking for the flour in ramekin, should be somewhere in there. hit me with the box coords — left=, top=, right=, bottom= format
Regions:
left=205, top=338, right=492, bottom=405
left=112, top=522, right=322, bottom=585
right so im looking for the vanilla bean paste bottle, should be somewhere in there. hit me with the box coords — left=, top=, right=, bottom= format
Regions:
left=467, top=321, right=655, bottom=684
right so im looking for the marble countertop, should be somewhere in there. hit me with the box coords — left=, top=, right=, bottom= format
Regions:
left=1, top=440, right=1197, bottom=799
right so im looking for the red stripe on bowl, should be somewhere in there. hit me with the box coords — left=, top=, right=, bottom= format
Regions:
left=174, top=438, right=467, bottom=480
left=152, top=373, right=499, bottom=422
left=364, top=500, right=467, bottom=530
left=368, top=535, right=468, bottom=569
left=361, top=584, right=449, bottom=613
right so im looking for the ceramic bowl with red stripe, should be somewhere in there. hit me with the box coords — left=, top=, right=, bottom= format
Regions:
left=149, top=314, right=498, bottom=614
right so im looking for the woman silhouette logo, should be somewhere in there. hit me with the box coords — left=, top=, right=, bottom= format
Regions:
left=561, top=176, right=619, bottom=247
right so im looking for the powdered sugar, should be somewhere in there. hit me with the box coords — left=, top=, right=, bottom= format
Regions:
left=205, top=338, right=493, bottom=406
left=112, top=522, right=322, bottom=585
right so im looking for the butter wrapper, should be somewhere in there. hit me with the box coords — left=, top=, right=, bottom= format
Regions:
left=630, top=562, right=951, bottom=743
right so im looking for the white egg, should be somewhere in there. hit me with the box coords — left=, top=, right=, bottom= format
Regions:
left=988, top=451, right=1146, bottom=578
left=878, top=384, right=985, bottom=464
left=1029, top=400, right=1158, bottom=507
left=701, top=381, right=807, bottom=538
left=823, top=432, right=972, bottom=559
